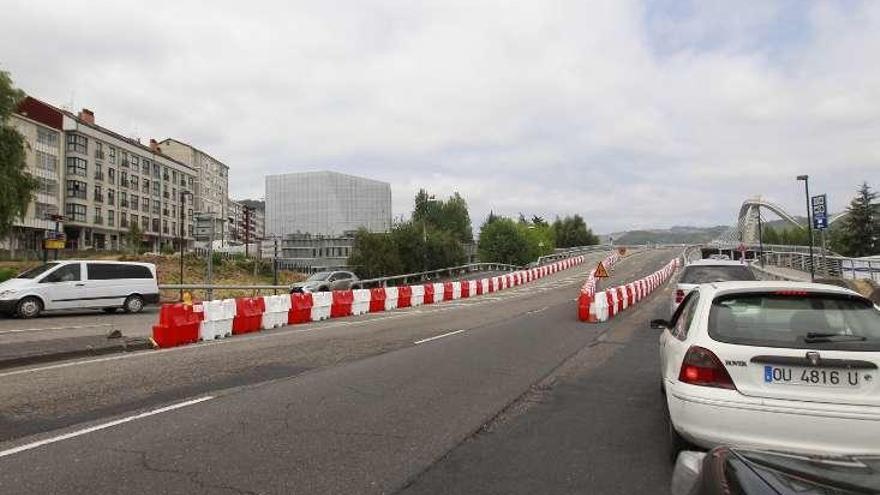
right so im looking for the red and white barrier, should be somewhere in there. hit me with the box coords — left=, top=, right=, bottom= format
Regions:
left=153, top=255, right=588, bottom=350
left=578, top=257, right=680, bottom=323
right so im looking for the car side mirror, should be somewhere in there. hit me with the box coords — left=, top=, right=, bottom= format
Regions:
left=650, top=319, right=670, bottom=330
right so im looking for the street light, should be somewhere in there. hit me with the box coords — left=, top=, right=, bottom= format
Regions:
left=796, top=175, right=816, bottom=281
left=178, top=191, right=193, bottom=300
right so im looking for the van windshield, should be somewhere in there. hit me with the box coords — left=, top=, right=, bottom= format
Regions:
left=17, top=263, right=59, bottom=279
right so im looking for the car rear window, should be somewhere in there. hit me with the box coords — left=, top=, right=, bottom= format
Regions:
left=708, top=292, right=880, bottom=351
left=680, top=265, right=755, bottom=284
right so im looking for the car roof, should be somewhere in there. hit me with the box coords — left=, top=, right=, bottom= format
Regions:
left=59, top=260, right=156, bottom=267
left=685, top=259, right=747, bottom=267
left=696, top=281, right=860, bottom=298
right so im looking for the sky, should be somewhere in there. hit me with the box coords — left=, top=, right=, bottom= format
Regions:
left=1, top=0, right=878, bottom=234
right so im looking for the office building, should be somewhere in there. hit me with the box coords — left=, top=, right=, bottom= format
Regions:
left=265, top=171, right=391, bottom=237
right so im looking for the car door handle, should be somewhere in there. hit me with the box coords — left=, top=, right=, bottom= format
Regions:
left=75, top=283, right=85, bottom=287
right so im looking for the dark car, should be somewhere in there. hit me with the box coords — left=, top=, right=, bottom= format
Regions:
left=672, top=447, right=880, bottom=495
left=290, top=270, right=359, bottom=293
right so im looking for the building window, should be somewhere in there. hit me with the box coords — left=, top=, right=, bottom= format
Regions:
left=120, top=212, right=128, bottom=228
left=66, top=180, right=88, bottom=199
left=108, top=146, right=116, bottom=164
left=108, top=167, right=116, bottom=185
left=120, top=151, right=129, bottom=167
left=120, top=191, right=128, bottom=208
left=107, top=189, right=115, bottom=206
left=65, top=157, right=87, bottom=177
left=108, top=210, right=115, bottom=227
left=131, top=194, right=139, bottom=211
left=94, top=206, right=103, bottom=225
left=142, top=178, right=150, bottom=194
left=66, top=203, right=87, bottom=223
left=152, top=181, right=160, bottom=197
left=152, top=163, right=160, bottom=179
left=142, top=216, right=150, bottom=231
left=142, top=159, right=150, bottom=175
left=152, top=199, right=160, bottom=215
left=131, top=155, right=139, bottom=167
left=34, top=202, right=59, bottom=220
left=142, top=197, right=150, bottom=211
left=35, top=151, right=58, bottom=173
left=94, top=185, right=103, bottom=203
left=36, top=177, right=58, bottom=197
left=66, top=133, right=87, bottom=154
left=131, top=175, right=138, bottom=190
left=172, top=221, right=177, bottom=235
left=152, top=218, right=160, bottom=233
left=172, top=205, right=177, bottom=218
left=163, top=166, right=169, bottom=181
left=37, top=128, right=59, bottom=147
left=120, top=171, right=128, bottom=189
left=162, top=219, right=169, bottom=234
left=94, top=163, right=104, bottom=181
left=95, top=142, right=104, bottom=160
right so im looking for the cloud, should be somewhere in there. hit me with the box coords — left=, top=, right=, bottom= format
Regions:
left=2, top=0, right=878, bottom=234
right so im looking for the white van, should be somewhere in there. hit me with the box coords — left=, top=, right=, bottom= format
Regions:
left=0, top=260, right=160, bottom=318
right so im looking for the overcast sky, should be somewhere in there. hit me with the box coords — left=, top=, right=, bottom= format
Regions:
left=2, top=0, right=878, bottom=233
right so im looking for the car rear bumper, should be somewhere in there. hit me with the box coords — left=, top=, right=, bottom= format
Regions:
left=668, top=386, right=880, bottom=455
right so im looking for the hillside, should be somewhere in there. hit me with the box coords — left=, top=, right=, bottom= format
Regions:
left=607, top=225, right=730, bottom=245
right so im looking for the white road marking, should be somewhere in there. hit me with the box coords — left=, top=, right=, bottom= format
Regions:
left=0, top=323, right=114, bottom=335
left=414, top=329, right=466, bottom=345
left=0, top=396, right=214, bottom=459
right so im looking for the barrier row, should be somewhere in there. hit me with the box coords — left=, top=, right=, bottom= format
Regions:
left=152, top=256, right=588, bottom=348
left=577, top=257, right=680, bottom=323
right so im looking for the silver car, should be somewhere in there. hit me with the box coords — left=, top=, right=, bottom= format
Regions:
left=290, top=270, right=359, bottom=293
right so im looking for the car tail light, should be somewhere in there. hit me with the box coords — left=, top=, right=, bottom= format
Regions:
left=678, top=346, right=736, bottom=390
left=675, top=289, right=685, bottom=304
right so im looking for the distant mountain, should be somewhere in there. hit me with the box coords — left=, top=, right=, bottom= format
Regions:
left=603, top=226, right=730, bottom=245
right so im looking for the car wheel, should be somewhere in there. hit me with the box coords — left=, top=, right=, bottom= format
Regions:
left=16, top=297, right=42, bottom=319
left=123, top=294, right=145, bottom=314
left=102, top=307, right=118, bottom=314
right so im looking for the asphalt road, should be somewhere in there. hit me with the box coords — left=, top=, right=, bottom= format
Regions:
left=0, top=248, right=678, bottom=494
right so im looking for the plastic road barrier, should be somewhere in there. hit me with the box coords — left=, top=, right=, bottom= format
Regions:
left=310, top=291, right=333, bottom=321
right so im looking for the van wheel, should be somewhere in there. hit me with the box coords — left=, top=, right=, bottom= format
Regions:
left=17, top=297, right=42, bottom=319
left=123, top=295, right=145, bottom=314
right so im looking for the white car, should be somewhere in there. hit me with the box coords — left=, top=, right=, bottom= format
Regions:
left=656, top=281, right=880, bottom=459
left=671, top=259, right=755, bottom=314
left=0, top=260, right=160, bottom=318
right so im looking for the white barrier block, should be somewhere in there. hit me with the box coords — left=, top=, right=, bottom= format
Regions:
left=384, top=286, right=399, bottom=311
left=594, top=291, right=608, bottom=322
left=310, top=291, right=333, bottom=321
left=432, top=283, right=446, bottom=302
left=468, top=280, right=478, bottom=297
left=411, top=284, right=425, bottom=306
left=480, top=278, right=489, bottom=294
left=451, top=281, right=461, bottom=300
left=352, top=289, right=371, bottom=315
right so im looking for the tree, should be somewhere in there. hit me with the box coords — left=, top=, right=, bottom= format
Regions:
left=478, top=217, right=530, bottom=265
left=124, top=222, right=144, bottom=254
left=518, top=221, right=555, bottom=260
left=0, top=70, right=39, bottom=239
left=413, top=189, right=473, bottom=244
left=553, top=214, right=599, bottom=248
left=347, top=228, right=403, bottom=279
left=833, top=183, right=879, bottom=257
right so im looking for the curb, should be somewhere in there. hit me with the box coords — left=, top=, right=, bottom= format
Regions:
left=0, top=337, right=155, bottom=371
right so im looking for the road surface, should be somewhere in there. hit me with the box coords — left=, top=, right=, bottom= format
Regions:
left=0, top=248, right=677, bottom=494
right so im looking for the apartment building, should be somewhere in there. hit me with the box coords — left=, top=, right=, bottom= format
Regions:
left=4, top=100, right=65, bottom=254
left=7, top=97, right=197, bottom=253
left=228, top=198, right=265, bottom=244
left=157, top=138, right=229, bottom=243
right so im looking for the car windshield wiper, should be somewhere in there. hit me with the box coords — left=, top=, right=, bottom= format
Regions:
left=803, top=332, right=867, bottom=343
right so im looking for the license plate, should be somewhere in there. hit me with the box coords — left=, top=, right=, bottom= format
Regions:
left=763, top=366, right=862, bottom=388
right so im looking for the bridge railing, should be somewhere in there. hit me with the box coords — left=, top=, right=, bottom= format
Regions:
left=759, top=251, right=880, bottom=282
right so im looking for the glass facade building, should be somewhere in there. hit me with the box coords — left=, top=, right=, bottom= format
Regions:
left=265, top=171, right=391, bottom=236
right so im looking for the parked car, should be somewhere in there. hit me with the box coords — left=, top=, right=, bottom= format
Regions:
left=655, top=281, right=880, bottom=460
left=672, top=259, right=756, bottom=314
left=672, top=447, right=880, bottom=495
left=0, top=260, right=159, bottom=318
left=290, top=270, right=359, bottom=293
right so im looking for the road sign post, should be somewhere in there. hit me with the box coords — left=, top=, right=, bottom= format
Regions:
left=811, top=194, right=828, bottom=230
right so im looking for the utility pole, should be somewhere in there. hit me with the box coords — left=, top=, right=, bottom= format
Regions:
left=273, top=236, right=279, bottom=295
left=244, top=206, right=251, bottom=257
left=797, top=175, right=816, bottom=282
left=757, top=210, right=765, bottom=268
left=207, top=214, right=215, bottom=300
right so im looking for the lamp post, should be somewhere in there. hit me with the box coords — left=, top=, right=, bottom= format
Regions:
left=178, top=191, right=193, bottom=300
left=796, top=175, right=816, bottom=281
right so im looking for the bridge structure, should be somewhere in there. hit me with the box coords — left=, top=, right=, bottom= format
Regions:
left=712, top=196, right=847, bottom=246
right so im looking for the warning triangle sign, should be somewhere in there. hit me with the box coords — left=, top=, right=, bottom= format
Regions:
left=594, top=261, right=609, bottom=278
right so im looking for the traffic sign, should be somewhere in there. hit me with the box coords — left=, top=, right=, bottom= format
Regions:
left=811, top=194, right=828, bottom=230
left=594, top=261, right=609, bottom=278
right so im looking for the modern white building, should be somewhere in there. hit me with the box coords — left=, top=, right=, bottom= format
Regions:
left=265, top=171, right=391, bottom=237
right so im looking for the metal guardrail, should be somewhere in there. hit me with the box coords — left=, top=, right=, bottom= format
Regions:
left=159, top=262, right=521, bottom=300
left=759, top=251, right=880, bottom=282
left=537, top=245, right=611, bottom=265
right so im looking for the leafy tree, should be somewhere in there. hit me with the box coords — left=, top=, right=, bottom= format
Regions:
left=0, top=70, right=39, bottom=238
left=518, top=221, right=555, bottom=260
left=832, top=182, right=879, bottom=257
left=553, top=214, right=599, bottom=248
left=531, top=215, right=547, bottom=227
left=478, top=217, right=530, bottom=265
left=347, top=228, right=403, bottom=279
left=124, top=222, right=144, bottom=254
left=413, top=189, right=473, bottom=243
left=425, top=227, right=466, bottom=269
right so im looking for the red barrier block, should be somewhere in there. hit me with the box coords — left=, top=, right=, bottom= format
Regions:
left=397, top=285, right=412, bottom=308
left=153, top=303, right=203, bottom=348
left=577, top=292, right=593, bottom=322
left=606, top=291, right=616, bottom=318
left=616, top=287, right=626, bottom=313
left=475, top=280, right=484, bottom=296
left=443, top=282, right=454, bottom=301
left=488, top=278, right=495, bottom=293
left=233, top=297, right=264, bottom=334
left=331, top=290, right=354, bottom=318
left=460, top=281, right=470, bottom=298
left=288, top=293, right=313, bottom=324
left=369, top=288, right=386, bottom=313
left=422, top=283, right=435, bottom=304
